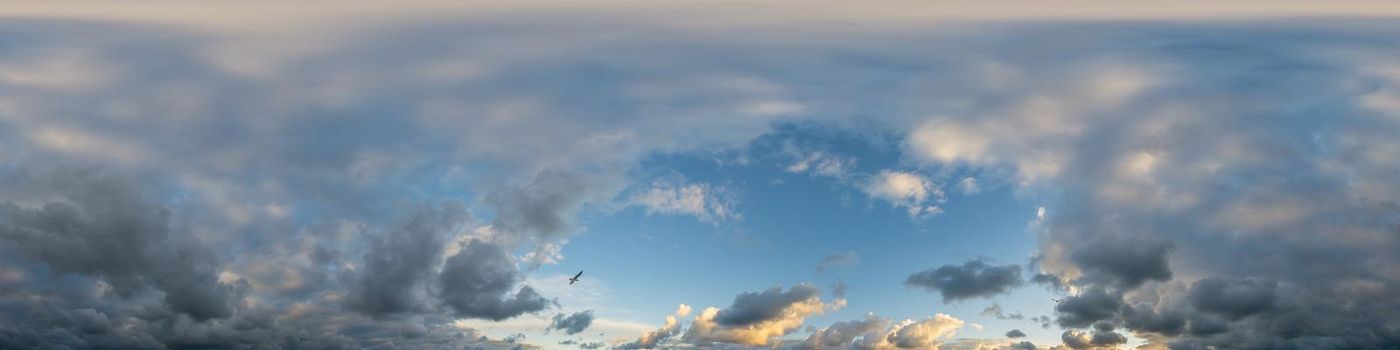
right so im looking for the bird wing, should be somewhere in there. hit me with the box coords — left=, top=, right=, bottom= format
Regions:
left=574, top=271, right=584, bottom=279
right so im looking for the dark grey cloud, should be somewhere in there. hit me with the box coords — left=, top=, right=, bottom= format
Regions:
left=1054, top=289, right=1125, bottom=329
left=550, top=310, right=595, bottom=335
left=1187, top=277, right=1276, bottom=321
left=905, top=260, right=1023, bottom=302
left=347, top=202, right=467, bottom=317
left=1007, top=341, right=1037, bottom=350
left=439, top=239, right=550, bottom=321
left=1005, top=329, right=1026, bottom=338
left=579, top=341, right=606, bottom=349
left=0, top=169, right=235, bottom=321
left=1185, top=313, right=1228, bottom=337
left=1069, top=236, right=1175, bottom=290
left=1122, top=303, right=1185, bottom=337
left=714, top=285, right=822, bottom=326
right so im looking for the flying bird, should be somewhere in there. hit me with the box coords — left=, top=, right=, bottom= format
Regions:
left=569, top=271, right=583, bottom=285
left=1052, top=297, right=1065, bottom=303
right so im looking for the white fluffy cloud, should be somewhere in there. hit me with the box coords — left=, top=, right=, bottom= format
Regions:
left=865, top=170, right=946, bottom=217
left=629, top=181, right=738, bottom=224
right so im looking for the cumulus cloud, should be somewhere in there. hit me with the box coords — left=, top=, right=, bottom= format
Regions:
left=1007, top=341, right=1038, bottom=350
left=887, top=314, right=967, bottom=348
left=1060, top=329, right=1126, bottom=349
left=438, top=239, right=550, bottom=321
left=1187, top=277, right=1276, bottom=321
left=685, top=285, right=844, bottom=346
left=714, top=285, right=825, bottom=327
left=786, top=312, right=968, bottom=350
left=906, top=260, right=1023, bottom=302
left=617, top=304, right=690, bottom=349
left=864, top=170, right=946, bottom=217
left=1005, top=329, right=1026, bottom=338
left=346, top=202, right=467, bottom=317
left=550, top=310, right=595, bottom=335
left=0, top=169, right=235, bottom=321
left=1053, top=288, right=1125, bottom=329
left=1068, top=236, right=1174, bottom=289
left=791, top=313, right=889, bottom=349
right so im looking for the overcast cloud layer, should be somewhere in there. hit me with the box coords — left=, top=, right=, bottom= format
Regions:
left=2, top=3, right=1399, bottom=349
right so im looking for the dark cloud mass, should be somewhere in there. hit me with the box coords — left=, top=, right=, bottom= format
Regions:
left=905, top=260, right=1023, bottom=302
left=1005, top=329, right=1026, bottom=338
left=715, top=285, right=822, bottom=326
left=550, top=310, right=595, bottom=335
left=1069, top=236, right=1174, bottom=289
left=439, top=239, right=550, bottom=321
left=347, top=202, right=467, bottom=317
left=1187, top=277, right=1276, bottom=321
left=1054, top=289, right=1125, bottom=329
left=0, top=170, right=235, bottom=321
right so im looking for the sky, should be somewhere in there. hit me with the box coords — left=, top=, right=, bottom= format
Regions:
left=1, top=1, right=1399, bottom=349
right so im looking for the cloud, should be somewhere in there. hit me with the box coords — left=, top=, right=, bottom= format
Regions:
left=1060, top=329, right=1126, bottom=350
left=787, top=312, right=968, bottom=350
left=786, top=149, right=855, bottom=180
left=346, top=202, right=468, bottom=317
left=791, top=313, right=890, bottom=349
left=1006, top=329, right=1026, bottom=338
left=0, top=169, right=235, bottom=321
left=685, top=285, right=844, bottom=346
left=714, top=285, right=824, bottom=327
left=886, top=314, right=967, bottom=349
left=438, top=239, right=550, bottom=321
left=816, top=252, right=860, bottom=274
left=957, top=177, right=982, bottom=195
left=2, top=9, right=1400, bottom=350
left=629, top=180, right=738, bottom=224
left=864, top=170, right=946, bottom=217
left=981, top=303, right=1024, bottom=320
left=616, top=304, right=689, bottom=349
left=488, top=169, right=610, bottom=246
left=1068, top=236, right=1174, bottom=290
left=906, top=260, right=1023, bottom=302
left=550, top=310, right=595, bottom=335
left=1053, top=288, right=1125, bottom=329
left=1187, top=277, right=1276, bottom=321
